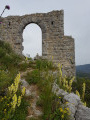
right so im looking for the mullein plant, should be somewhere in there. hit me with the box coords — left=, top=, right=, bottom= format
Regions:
left=58, top=63, right=75, bottom=93
left=82, top=82, right=86, bottom=100
left=0, top=73, right=26, bottom=120
left=76, top=90, right=80, bottom=97
left=58, top=64, right=87, bottom=106
left=75, top=83, right=86, bottom=106
left=82, top=83, right=87, bottom=106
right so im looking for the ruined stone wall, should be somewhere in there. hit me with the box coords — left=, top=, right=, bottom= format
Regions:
left=0, top=10, right=75, bottom=77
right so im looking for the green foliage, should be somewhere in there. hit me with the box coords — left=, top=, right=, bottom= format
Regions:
left=0, top=40, right=23, bottom=71
left=0, top=70, right=18, bottom=94
left=19, top=62, right=29, bottom=71
left=0, top=40, right=12, bottom=54
left=72, top=77, right=90, bottom=107
left=25, top=69, right=40, bottom=84
left=36, top=59, right=54, bottom=70
left=10, top=97, right=28, bottom=120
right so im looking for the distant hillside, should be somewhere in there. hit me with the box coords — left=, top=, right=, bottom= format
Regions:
left=76, top=64, right=90, bottom=78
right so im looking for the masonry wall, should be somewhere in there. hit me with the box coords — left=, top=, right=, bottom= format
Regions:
left=0, top=10, right=75, bottom=77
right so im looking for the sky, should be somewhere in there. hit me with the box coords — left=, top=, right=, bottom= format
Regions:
left=0, top=0, right=90, bottom=65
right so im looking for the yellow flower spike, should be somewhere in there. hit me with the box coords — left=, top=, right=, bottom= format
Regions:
left=17, top=96, right=22, bottom=107
left=4, top=109, right=6, bottom=113
left=63, top=110, right=67, bottom=114
left=11, top=94, right=17, bottom=109
left=7, top=104, right=9, bottom=106
left=58, top=63, right=60, bottom=68
left=59, top=65, right=62, bottom=77
left=59, top=96, right=61, bottom=99
left=76, top=90, right=80, bottom=97
left=66, top=108, right=69, bottom=111
left=82, top=82, right=86, bottom=100
left=59, top=108, right=63, bottom=112
left=4, top=96, right=7, bottom=99
left=21, top=87, right=26, bottom=96
left=61, top=114, right=64, bottom=119
left=2, top=97, right=3, bottom=100
left=84, top=102, right=86, bottom=107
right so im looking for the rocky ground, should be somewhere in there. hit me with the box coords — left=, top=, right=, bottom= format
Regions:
left=20, top=70, right=43, bottom=120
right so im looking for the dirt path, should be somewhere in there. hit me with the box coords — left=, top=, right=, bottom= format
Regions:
left=20, top=70, right=43, bottom=120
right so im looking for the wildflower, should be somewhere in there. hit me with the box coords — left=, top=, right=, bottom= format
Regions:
left=0, top=22, right=2, bottom=24
left=82, top=83, right=86, bottom=100
left=4, top=109, right=6, bottom=113
left=8, top=73, right=20, bottom=94
left=5, top=5, right=10, bottom=10
left=59, top=96, right=61, bottom=99
left=76, top=90, right=80, bottom=97
left=63, top=78, right=66, bottom=87
left=4, top=96, right=7, bottom=99
left=63, top=110, right=67, bottom=113
left=66, top=107, right=69, bottom=111
left=1, top=97, right=4, bottom=101
left=61, top=114, right=64, bottom=118
left=84, top=102, right=86, bottom=107
left=11, top=94, right=17, bottom=109
left=60, top=108, right=63, bottom=112
left=0, top=5, right=10, bottom=17
left=59, top=65, right=62, bottom=77
left=4, top=109, right=6, bottom=112
left=21, top=87, right=26, bottom=96
left=7, top=104, right=9, bottom=106
left=65, top=102, right=69, bottom=104
left=17, top=96, right=22, bottom=107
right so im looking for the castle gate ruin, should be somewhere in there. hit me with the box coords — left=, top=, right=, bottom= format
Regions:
left=0, top=10, right=75, bottom=77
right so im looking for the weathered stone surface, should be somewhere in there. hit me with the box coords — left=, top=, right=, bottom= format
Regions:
left=75, top=105, right=90, bottom=120
left=52, top=83, right=90, bottom=120
left=0, top=10, right=75, bottom=77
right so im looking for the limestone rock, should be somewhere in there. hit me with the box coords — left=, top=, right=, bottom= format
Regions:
left=52, top=82, right=90, bottom=120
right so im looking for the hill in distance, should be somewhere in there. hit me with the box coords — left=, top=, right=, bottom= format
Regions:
left=76, top=64, right=90, bottom=78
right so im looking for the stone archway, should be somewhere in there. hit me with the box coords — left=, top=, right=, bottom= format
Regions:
left=19, top=17, right=48, bottom=58
left=0, top=10, right=75, bottom=77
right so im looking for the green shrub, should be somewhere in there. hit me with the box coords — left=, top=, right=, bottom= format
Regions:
left=36, top=59, right=54, bottom=70
left=0, top=40, right=12, bottom=54
left=0, top=40, right=23, bottom=70
left=25, top=69, right=40, bottom=84
left=0, top=47, right=6, bottom=58
left=72, top=77, right=90, bottom=107
left=0, top=70, right=17, bottom=94
left=19, top=62, right=29, bottom=71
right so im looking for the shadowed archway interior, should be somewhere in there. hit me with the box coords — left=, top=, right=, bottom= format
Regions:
left=22, top=23, right=42, bottom=58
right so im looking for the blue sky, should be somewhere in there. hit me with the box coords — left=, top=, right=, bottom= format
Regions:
left=0, top=0, right=90, bottom=65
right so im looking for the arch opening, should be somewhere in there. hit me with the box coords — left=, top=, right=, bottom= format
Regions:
left=22, top=23, right=42, bottom=58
